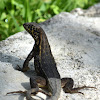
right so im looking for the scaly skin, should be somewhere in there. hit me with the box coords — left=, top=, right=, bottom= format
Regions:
left=23, top=22, right=61, bottom=100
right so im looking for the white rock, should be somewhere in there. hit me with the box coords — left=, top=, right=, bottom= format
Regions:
left=0, top=12, right=100, bottom=100
left=71, top=3, right=100, bottom=17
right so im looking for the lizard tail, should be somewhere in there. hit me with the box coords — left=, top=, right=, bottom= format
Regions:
left=46, top=78, right=61, bottom=100
left=47, top=96, right=59, bottom=100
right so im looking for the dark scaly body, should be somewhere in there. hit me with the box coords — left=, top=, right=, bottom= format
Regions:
left=23, top=22, right=61, bottom=100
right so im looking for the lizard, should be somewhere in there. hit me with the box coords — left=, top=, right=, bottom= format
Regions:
left=7, top=22, right=95, bottom=100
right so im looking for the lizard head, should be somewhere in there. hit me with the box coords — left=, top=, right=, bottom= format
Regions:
left=23, top=22, right=41, bottom=41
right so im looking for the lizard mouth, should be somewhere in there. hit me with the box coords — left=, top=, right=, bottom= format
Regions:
left=23, top=23, right=25, bottom=28
left=23, top=23, right=28, bottom=30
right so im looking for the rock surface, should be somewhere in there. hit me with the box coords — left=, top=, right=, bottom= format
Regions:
left=71, top=3, right=100, bottom=17
left=0, top=12, right=100, bottom=100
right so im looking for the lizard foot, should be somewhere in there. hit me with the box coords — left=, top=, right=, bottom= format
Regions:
left=6, top=90, right=27, bottom=95
left=61, top=78, right=96, bottom=94
left=16, top=65, right=30, bottom=72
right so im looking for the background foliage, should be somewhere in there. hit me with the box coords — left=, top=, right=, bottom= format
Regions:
left=0, top=0, right=99, bottom=41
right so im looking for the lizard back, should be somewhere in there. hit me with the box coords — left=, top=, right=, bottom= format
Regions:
left=39, top=28, right=61, bottom=99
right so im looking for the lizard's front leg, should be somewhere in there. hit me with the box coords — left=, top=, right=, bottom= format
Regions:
left=61, top=78, right=95, bottom=94
left=16, top=46, right=35, bottom=72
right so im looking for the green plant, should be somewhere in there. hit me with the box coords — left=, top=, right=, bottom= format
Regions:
left=0, top=0, right=99, bottom=41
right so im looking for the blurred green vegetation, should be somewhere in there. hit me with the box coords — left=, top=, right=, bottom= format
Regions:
left=0, top=0, right=99, bottom=41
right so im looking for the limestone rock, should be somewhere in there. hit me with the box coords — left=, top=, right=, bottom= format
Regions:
left=71, top=3, right=100, bottom=17
left=0, top=12, right=100, bottom=100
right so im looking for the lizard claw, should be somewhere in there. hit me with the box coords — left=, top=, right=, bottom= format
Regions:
left=16, top=65, right=23, bottom=71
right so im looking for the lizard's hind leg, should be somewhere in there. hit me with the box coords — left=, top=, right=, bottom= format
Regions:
left=7, top=76, right=51, bottom=99
left=26, top=76, right=52, bottom=100
left=26, top=77, right=39, bottom=100
left=61, top=78, right=95, bottom=94
left=26, top=76, right=47, bottom=99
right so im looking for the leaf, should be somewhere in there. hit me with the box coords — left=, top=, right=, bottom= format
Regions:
left=0, top=12, right=7, bottom=20
left=0, top=0, right=5, bottom=9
